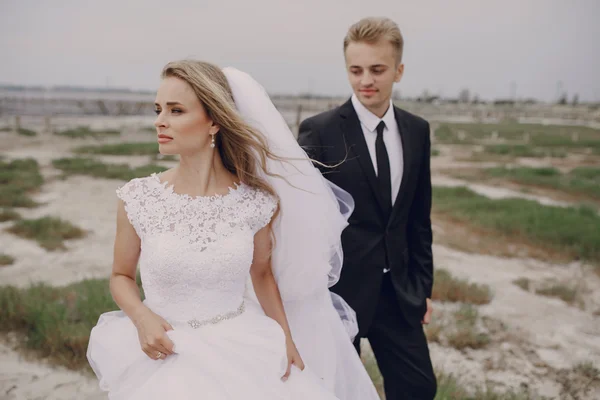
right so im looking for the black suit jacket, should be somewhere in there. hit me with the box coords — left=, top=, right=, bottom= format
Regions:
left=298, top=99, right=434, bottom=335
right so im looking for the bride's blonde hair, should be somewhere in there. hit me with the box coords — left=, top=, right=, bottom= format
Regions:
left=161, top=60, right=280, bottom=219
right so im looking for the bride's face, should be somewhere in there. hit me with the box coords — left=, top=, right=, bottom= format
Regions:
left=153, top=76, right=219, bottom=155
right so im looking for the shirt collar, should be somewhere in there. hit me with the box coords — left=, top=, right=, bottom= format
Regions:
left=351, top=94, right=396, bottom=133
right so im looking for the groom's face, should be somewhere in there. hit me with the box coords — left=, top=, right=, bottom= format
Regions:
left=345, top=40, right=403, bottom=114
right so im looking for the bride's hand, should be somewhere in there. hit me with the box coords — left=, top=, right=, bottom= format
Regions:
left=133, top=308, right=175, bottom=360
left=282, top=337, right=305, bottom=381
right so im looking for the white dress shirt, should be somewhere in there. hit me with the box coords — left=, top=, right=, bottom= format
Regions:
left=351, top=95, right=404, bottom=273
left=351, top=95, right=404, bottom=206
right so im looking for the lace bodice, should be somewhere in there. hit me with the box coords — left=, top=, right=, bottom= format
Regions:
left=116, top=174, right=277, bottom=325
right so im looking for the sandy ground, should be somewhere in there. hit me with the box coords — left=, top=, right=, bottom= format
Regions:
left=0, top=339, right=104, bottom=400
left=1, top=116, right=599, bottom=399
left=429, top=245, right=600, bottom=398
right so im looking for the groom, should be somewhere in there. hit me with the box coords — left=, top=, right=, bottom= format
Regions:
left=299, top=17, right=436, bottom=400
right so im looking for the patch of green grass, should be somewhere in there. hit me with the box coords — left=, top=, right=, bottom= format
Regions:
left=436, top=122, right=600, bottom=145
left=0, top=158, right=44, bottom=208
left=53, top=157, right=167, bottom=181
left=0, top=208, right=21, bottom=222
left=484, top=144, right=538, bottom=157
left=570, top=166, right=600, bottom=180
left=432, top=148, right=441, bottom=157
left=484, top=166, right=600, bottom=200
left=17, top=128, right=37, bottom=137
left=432, top=269, right=493, bottom=305
left=530, top=134, right=600, bottom=150
left=0, top=277, right=143, bottom=370
left=488, top=166, right=560, bottom=179
left=7, top=216, right=86, bottom=251
left=74, top=142, right=159, bottom=156
left=0, top=254, right=15, bottom=266
left=483, top=144, right=566, bottom=158
left=0, top=280, right=113, bottom=369
left=0, top=126, right=12, bottom=132
left=434, top=124, right=478, bottom=145
left=433, top=186, right=600, bottom=264
left=55, top=126, right=120, bottom=138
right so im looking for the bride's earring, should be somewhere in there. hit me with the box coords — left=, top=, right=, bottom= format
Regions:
left=210, top=134, right=216, bottom=149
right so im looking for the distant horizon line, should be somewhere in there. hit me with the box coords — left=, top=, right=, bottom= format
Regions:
left=0, top=82, right=594, bottom=105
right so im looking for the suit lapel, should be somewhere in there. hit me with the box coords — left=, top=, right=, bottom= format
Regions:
left=339, top=100, right=388, bottom=214
left=388, top=107, right=411, bottom=224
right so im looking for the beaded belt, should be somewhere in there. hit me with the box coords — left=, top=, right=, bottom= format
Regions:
left=187, top=301, right=246, bottom=329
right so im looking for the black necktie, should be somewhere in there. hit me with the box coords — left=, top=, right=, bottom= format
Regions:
left=376, top=121, right=392, bottom=217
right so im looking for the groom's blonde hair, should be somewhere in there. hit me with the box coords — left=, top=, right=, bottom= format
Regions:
left=343, top=17, right=404, bottom=64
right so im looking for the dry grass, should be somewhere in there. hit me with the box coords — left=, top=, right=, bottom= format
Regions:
left=513, top=278, right=531, bottom=291
left=513, top=277, right=584, bottom=308
left=435, top=373, right=541, bottom=400
left=446, top=304, right=491, bottom=350
left=6, top=216, right=86, bottom=251
left=432, top=269, right=493, bottom=305
left=359, top=341, right=385, bottom=398
left=0, top=254, right=15, bottom=266
left=360, top=345, right=540, bottom=399
left=424, top=313, right=445, bottom=343
left=557, top=361, right=600, bottom=400
left=0, top=208, right=21, bottom=222
left=535, top=282, right=579, bottom=306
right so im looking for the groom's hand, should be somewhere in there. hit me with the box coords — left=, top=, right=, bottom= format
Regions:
left=421, top=298, right=433, bottom=324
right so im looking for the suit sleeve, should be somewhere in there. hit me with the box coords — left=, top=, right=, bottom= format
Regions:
left=407, top=121, right=434, bottom=298
left=297, top=118, right=324, bottom=165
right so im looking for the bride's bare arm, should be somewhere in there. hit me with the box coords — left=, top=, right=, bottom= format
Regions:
left=250, top=225, right=305, bottom=379
left=111, top=199, right=174, bottom=359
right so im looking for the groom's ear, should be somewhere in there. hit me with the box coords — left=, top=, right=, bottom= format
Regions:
left=394, top=63, right=404, bottom=83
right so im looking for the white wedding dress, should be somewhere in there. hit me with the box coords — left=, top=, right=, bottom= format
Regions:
left=87, top=173, right=339, bottom=399
left=88, top=66, right=380, bottom=400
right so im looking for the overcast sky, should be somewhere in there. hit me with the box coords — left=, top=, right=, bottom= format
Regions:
left=1, top=0, right=598, bottom=101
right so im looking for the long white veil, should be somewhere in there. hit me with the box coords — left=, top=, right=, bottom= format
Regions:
left=224, top=67, right=379, bottom=400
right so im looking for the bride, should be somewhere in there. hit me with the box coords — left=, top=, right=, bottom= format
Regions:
left=86, top=60, right=379, bottom=399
